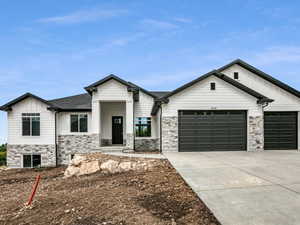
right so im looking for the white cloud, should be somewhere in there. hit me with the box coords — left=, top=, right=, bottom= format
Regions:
left=173, top=17, right=192, bottom=23
left=37, top=8, right=128, bottom=24
left=108, top=33, right=146, bottom=47
left=141, top=19, right=179, bottom=30
left=253, top=46, right=300, bottom=65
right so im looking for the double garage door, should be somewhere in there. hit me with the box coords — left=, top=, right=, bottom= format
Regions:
left=178, top=110, right=298, bottom=152
left=178, top=110, right=247, bottom=152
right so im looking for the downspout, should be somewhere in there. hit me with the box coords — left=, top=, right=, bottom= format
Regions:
left=133, top=100, right=135, bottom=151
left=54, top=111, right=58, bottom=167
left=159, top=103, right=162, bottom=153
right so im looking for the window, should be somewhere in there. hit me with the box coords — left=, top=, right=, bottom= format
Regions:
left=70, top=114, right=88, bottom=132
left=23, top=154, right=41, bottom=168
left=234, top=72, right=239, bottom=80
left=135, top=117, right=151, bottom=137
left=210, top=82, right=216, bottom=90
left=22, top=113, right=40, bottom=136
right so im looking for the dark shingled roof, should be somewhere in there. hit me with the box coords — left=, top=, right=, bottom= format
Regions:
left=48, top=93, right=92, bottom=111
left=47, top=91, right=171, bottom=111
left=149, top=91, right=170, bottom=98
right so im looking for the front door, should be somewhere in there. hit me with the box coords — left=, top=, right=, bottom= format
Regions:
left=112, top=116, right=123, bottom=144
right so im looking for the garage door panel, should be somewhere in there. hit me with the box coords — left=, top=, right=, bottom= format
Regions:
left=179, top=110, right=247, bottom=152
left=264, top=112, right=297, bottom=150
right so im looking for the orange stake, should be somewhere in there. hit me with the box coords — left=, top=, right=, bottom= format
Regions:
left=27, top=174, right=41, bottom=206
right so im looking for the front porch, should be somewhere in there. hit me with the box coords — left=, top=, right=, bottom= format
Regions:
left=92, top=100, right=134, bottom=151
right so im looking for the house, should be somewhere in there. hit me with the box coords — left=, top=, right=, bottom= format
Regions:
left=1, top=59, right=300, bottom=168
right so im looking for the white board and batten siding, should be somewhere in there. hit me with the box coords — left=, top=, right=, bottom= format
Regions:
left=221, top=64, right=300, bottom=111
left=7, top=97, right=55, bottom=145
left=56, top=112, right=92, bottom=135
left=92, top=79, right=132, bottom=102
left=162, top=75, right=263, bottom=151
left=162, top=75, right=262, bottom=116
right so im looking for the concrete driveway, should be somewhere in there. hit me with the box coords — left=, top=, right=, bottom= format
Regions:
left=165, top=151, right=300, bottom=225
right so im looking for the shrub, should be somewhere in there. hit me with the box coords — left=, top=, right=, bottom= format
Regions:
left=0, top=144, right=6, bottom=152
left=0, top=151, right=6, bottom=166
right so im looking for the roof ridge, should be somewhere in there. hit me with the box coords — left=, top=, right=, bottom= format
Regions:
left=48, top=93, right=89, bottom=102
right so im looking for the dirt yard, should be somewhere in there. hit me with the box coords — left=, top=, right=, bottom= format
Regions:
left=0, top=156, right=220, bottom=225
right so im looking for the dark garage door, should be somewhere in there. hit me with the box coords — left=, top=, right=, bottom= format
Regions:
left=264, top=112, right=297, bottom=150
left=178, top=110, right=247, bottom=152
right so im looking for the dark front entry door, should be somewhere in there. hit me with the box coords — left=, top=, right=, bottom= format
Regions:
left=112, top=116, right=123, bottom=144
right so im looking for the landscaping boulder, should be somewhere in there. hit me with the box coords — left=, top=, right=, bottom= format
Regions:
left=64, top=153, right=156, bottom=178
left=100, top=160, right=120, bottom=174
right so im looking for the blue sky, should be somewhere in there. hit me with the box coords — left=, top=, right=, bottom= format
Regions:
left=1, top=0, right=300, bottom=143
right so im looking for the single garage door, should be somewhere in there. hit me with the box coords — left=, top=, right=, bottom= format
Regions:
left=264, top=112, right=297, bottom=150
left=178, top=110, right=247, bottom=152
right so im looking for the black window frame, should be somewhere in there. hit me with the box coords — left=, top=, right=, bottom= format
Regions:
left=210, top=82, right=216, bottom=90
left=23, top=154, right=41, bottom=168
left=70, top=114, right=88, bottom=132
left=135, top=117, right=151, bottom=137
left=22, top=113, right=40, bottom=136
left=234, top=72, right=239, bottom=80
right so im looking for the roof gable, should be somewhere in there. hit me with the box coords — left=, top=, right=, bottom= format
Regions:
left=85, top=74, right=158, bottom=99
left=218, top=59, right=300, bottom=98
left=84, top=74, right=135, bottom=93
left=151, top=70, right=273, bottom=115
left=0, top=93, right=57, bottom=111
left=160, top=70, right=273, bottom=103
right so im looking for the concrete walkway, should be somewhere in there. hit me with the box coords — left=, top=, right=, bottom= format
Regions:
left=165, top=151, right=300, bottom=225
left=104, top=152, right=166, bottom=159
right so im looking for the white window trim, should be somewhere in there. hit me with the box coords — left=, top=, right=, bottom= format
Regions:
left=70, top=113, right=88, bottom=133
left=135, top=117, right=152, bottom=138
left=22, top=113, right=40, bottom=136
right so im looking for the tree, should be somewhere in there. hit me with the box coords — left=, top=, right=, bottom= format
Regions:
left=0, top=144, right=6, bottom=152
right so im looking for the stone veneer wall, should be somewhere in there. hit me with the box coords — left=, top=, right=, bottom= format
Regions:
left=125, top=133, right=134, bottom=150
left=248, top=115, right=264, bottom=151
left=7, top=144, right=56, bottom=168
left=101, top=139, right=127, bottom=146
left=161, top=117, right=178, bottom=152
left=57, top=134, right=98, bottom=165
left=134, top=138, right=159, bottom=152
left=101, top=139, right=112, bottom=146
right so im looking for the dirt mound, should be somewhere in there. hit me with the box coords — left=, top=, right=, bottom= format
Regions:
left=0, top=155, right=220, bottom=225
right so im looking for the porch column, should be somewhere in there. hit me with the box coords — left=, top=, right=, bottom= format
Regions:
left=126, top=100, right=134, bottom=149
left=92, top=100, right=101, bottom=148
